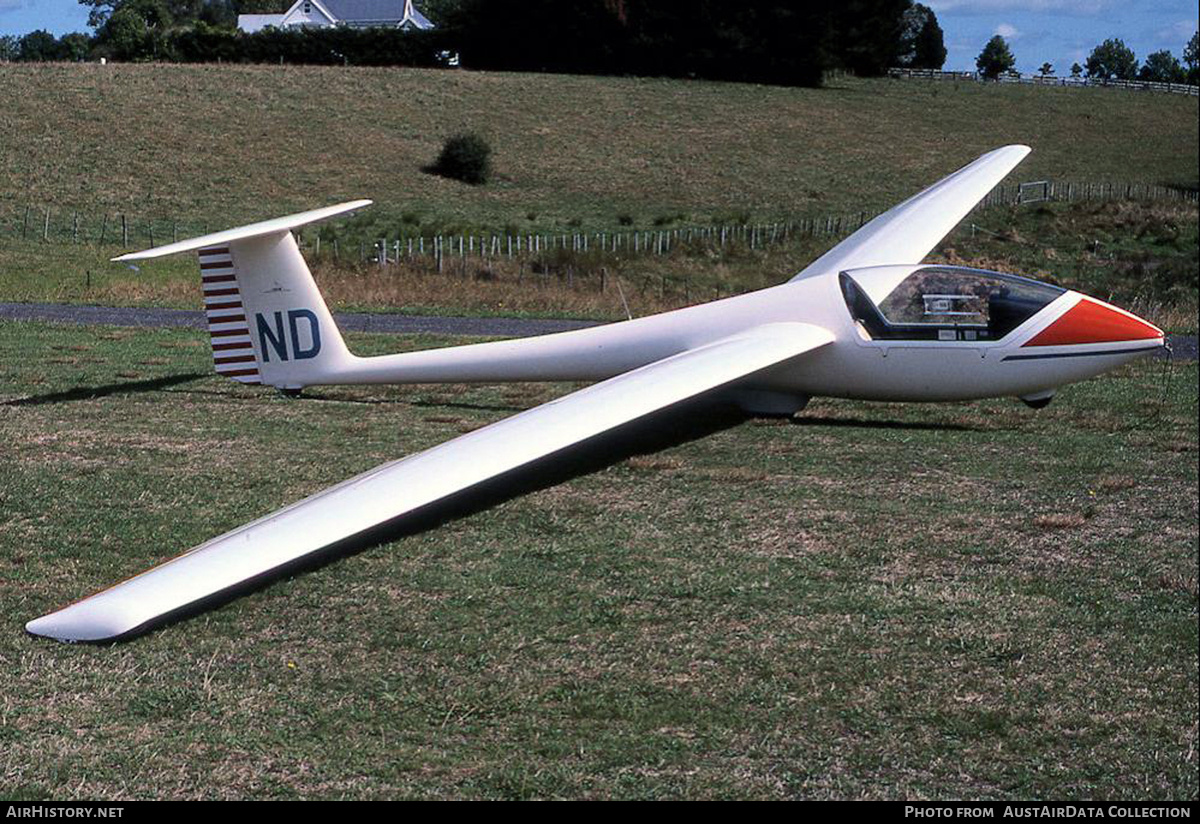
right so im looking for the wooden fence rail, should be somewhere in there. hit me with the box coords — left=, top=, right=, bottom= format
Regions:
left=888, top=67, right=1200, bottom=97
left=4, top=180, right=1196, bottom=268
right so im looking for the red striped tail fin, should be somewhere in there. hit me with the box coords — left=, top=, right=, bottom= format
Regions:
left=197, top=245, right=261, bottom=385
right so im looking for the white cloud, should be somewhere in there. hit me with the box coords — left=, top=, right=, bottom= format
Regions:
left=1152, top=19, right=1199, bottom=48
left=995, top=22, right=1021, bottom=39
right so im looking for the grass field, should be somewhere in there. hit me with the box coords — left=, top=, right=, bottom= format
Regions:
left=1, top=63, right=1196, bottom=233
left=1, top=63, right=1195, bottom=330
left=2, top=199, right=1195, bottom=333
left=1, top=320, right=1195, bottom=799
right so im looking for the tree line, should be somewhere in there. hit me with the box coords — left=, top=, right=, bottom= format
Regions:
left=5, top=1, right=1194, bottom=88
left=1, top=0, right=948, bottom=86
left=976, top=31, right=1199, bottom=85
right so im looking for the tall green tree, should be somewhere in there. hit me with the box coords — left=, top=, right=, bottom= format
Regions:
left=911, top=6, right=945, bottom=69
left=59, top=32, right=95, bottom=61
left=975, top=34, right=1015, bottom=80
left=80, top=0, right=120, bottom=29
left=1085, top=38, right=1138, bottom=80
left=79, top=0, right=232, bottom=28
left=1138, top=49, right=1184, bottom=83
left=449, top=0, right=853, bottom=87
left=93, top=0, right=174, bottom=59
left=828, top=0, right=910, bottom=76
left=897, top=2, right=945, bottom=69
left=1184, top=31, right=1198, bottom=84
left=16, top=30, right=64, bottom=61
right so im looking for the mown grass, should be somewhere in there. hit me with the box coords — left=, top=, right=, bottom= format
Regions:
left=0, top=63, right=1196, bottom=234
left=0, top=320, right=1195, bottom=799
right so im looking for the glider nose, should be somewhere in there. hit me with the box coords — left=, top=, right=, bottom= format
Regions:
left=1024, top=295, right=1165, bottom=348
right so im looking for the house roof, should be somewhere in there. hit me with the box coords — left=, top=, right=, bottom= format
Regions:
left=319, top=0, right=434, bottom=28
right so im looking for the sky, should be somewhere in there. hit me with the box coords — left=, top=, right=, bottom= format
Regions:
left=1, top=0, right=1197, bottom=76
left=928, top=0, right=1198, bottom=74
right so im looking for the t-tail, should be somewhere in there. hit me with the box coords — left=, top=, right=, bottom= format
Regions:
left=115, top=200, right=770, bottom=390
left=114, top=201, right=368, bottom=391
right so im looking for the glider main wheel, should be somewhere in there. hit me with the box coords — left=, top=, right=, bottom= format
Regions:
left=1020, top=390, right=1055, bottom=409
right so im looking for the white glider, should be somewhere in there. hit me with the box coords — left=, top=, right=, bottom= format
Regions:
left=26, top=146, right=1165, bottom=642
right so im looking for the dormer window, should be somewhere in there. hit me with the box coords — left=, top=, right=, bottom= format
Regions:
left=303, top=2, right=311, bottom=13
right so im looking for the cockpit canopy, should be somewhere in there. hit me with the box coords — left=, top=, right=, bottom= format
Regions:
left=840, top=265, right=1065, bottom=342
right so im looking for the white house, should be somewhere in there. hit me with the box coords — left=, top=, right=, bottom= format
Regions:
left=238, top=0, right=434, bottom=34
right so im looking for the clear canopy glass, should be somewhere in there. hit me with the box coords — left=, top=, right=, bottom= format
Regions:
left=840, top=266, right=1065, bottom=342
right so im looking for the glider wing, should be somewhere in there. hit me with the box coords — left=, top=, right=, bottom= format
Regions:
left=26, top=322, right=834, bottom=642
left=789, top=144, right=1030, bottom=280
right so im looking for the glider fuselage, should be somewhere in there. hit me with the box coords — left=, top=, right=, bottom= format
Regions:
left=314, top=266, right=1164, bottom=407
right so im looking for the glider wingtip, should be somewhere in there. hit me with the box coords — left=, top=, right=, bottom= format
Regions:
left=24, top=614, right=71, bottom=642
left=982, top=144, right=1029, bottom=158
left=25, top=607, right=129, bottom=644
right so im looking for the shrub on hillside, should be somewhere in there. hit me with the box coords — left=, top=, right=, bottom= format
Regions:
left=431, top=133, right=492, bottom=186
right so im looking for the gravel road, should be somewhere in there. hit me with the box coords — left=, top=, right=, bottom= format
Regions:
left=0, top=302, right=598, bottom=338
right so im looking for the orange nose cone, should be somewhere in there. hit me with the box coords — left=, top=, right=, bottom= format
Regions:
left=1024, top=297, right=1164, bottom=347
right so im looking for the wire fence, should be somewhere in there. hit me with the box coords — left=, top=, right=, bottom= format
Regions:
left=4, top=179, right=1196, bottom=270
left=888, top=67, right=1200, bottom=97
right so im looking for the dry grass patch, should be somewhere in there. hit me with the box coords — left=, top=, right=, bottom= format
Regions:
left=625, top=456, right=684, bottom=473
left=1157, top=573, right=1200, bottom=598
left=1033, top=513, right=1088, bottom=530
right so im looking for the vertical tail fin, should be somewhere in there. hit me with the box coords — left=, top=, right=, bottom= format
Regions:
left=115, top=201, right=371, bottom=390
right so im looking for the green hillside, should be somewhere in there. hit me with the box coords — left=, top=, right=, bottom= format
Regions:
left=1, top=63, right=1196, bottom=232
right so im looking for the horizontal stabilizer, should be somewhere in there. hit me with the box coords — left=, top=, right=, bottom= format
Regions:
left=112, top=199, right=372, bottom=262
